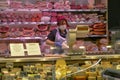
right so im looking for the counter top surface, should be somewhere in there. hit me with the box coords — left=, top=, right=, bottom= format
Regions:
left=0, top=54, right=120, bottom=63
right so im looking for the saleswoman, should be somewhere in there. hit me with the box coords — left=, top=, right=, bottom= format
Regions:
left=46, top=16, right=69, bottom=54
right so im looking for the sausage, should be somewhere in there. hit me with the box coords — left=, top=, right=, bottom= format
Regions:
left=93, top=28, right=106, bottom=31
left=90, top=31, right=106, bottom=35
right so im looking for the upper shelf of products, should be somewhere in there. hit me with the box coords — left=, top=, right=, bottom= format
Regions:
left=0, top=0, right=107, bottom=26
left=0, top=0, right=107, bottom=9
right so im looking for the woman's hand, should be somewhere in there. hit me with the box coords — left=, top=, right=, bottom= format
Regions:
left=55, top=42, right=62, bottom=48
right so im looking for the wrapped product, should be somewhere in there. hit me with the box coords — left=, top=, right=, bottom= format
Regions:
left=72, top=40, right=85, bottom=50
left=0, top=42, right=9, bottom=56
left=85, top=41, right=99, bottom=52
left=36, top=24, right=48, bottom=31
left=0, top=26, right=9, bottom=38
left=98, top=38, right=108, bottom=51
left=10, top=1, right=23, bottom=9
left=0, top=26, right=9, bottom=33
left=41, top=16, right=51, bottom=23
left=22, top=27, right=35, bottom=37
left=50, top=16, right=57, bottom=22
left=51, top=12, right=57, bottom=17
left=8, top=27, right=23, bottom=37
left=49, top=26, right=57, bottom=31
left=40, top=31, right=49, bottom=37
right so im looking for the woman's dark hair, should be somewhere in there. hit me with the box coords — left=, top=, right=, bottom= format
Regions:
left=57, top=16, right=69, bottom=27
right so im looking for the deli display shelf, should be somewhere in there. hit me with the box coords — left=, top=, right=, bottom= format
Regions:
left=0, top=37, right=44, bottom=41
left=0, top=54, right=120, bottom=63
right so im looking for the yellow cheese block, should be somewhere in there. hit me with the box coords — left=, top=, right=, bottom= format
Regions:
left=74, top=76, right=86, bottom=80
left=86, top=72, right=97, bottom=77
left=88, top=76, right=96, bottom=80
left=55, top=59, right=67, bottom=80
left=97, top=76, right=104, bottom=80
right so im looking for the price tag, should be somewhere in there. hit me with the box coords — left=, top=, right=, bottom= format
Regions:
left=23, top=22, right=29, bottom=24
left=93, top=9, right=99, bottom=11
left=43, top=9, right=49, bottom=11
left=78, top=9, right=83, bottom=11
left=35, top=37, right=41, bottom=39
left=25, top=37, right=31, bottom=39
left=17, top=9, right=29, bottom=11
left=9, top=22, right=15, bottom=25
left=54, top=9, right=64, bottom=12
left=51, top=22, right=57, bottom=24
left=71, top=56, right=81, bottom=60
left=17, top=22, right=22, bottom=24
left=71, top=22, right=76, bottom=24
left=83, top=9, right=90, bottom=11
left=101, top=9, right=106, bottom=13
left=39, top=22, right=44, bottom=24
left=30, top=9, right=39, bottom=11
left=5, top=9, right=14, bottom=11
left=69, top=9, right=76, bottom=12
left=31, top=22, right=36, bottom=24
left=2, top=22, right=7, bottom=25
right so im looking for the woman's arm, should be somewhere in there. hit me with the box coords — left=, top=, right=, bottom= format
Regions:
left=46, top=39, right=55, bottom=46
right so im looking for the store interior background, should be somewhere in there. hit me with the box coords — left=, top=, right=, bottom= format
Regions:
left=108, top=0, right=120, bottom=30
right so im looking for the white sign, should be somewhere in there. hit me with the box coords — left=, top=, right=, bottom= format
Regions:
left=26, top=43, right=41, bottom=55
left=117, top=65, right=120, bottom=70
left=10, top=43, right=25, bottom=56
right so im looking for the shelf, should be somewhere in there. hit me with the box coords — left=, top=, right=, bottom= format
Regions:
left=0, top=57, right=63, bottom=63
left=0, top=8, right=107, bottom=12
left=0, top=37, right=45, bottom=41
left=70, top=54, right=120, bottom=60
left=0, top=22, right=54, bottom=26
left=0, top=21, right=107, bottom=26
left=88, top=35, right=107, bottom=37
left=0, top=54, right=119, bottom=63
left=76, top=35, right=107, bottom=38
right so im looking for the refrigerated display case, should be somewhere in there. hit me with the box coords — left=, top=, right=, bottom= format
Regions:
left=0, top=0, right=119, bottom=80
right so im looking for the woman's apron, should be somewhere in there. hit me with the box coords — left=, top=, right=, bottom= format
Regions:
left=52, top=28, right=67, bottom=54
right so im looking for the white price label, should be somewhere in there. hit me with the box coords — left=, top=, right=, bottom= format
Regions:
left=83, top=9, right=91, bottom=11
left=17, top=9, right=29, bottom=11
left=68, top=9, right=76, bottom=11
left=39, top=22, right=44, bottom=24
left=71, top=22, right=76, bottom=24
left=9, top=22, right=15, bottom=25
left=5, top=9, right=14, bottom=11
left=17, top=22, right=22, bottom=24
left=31, top=22, right=36, bottom=24
left=25, top=37, right=31, bottom=39
left=30, top=9, right=39, bottom=11
left=116, top=65, right=120, bottom=69
left=51, top=22, right=57, bottom=24
left=54, top=9, right=64, bottom=11
left=2, top=22, right=7, bottom=25
left=93, top=9, right=99, bottom=11
left=24, top=22, right=29, bottom=24
left=35, top=37, right=41, bottom=39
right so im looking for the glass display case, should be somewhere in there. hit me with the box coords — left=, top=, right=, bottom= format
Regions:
left=0, top=0, right=119, bottom=80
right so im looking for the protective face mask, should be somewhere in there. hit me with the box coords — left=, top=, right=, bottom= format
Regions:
left=101, top=46, right=108, bottom=51
left=59, top=25, right=67, bottom=30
